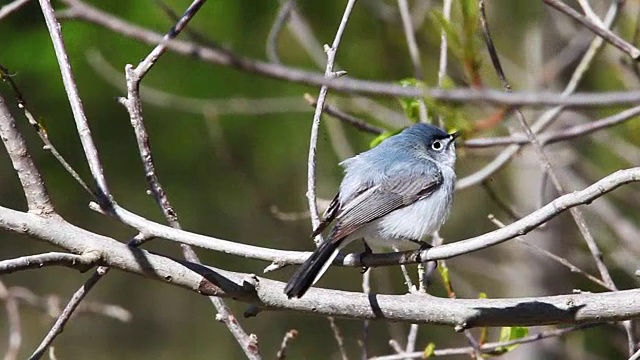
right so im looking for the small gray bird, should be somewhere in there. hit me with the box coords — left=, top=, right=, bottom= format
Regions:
left=285, top=123, right=459, bottom=298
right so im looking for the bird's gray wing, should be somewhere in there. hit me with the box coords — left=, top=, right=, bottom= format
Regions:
left=329, top=168, right=443, bottom=241
left=311, top=193, right=341, bottom=237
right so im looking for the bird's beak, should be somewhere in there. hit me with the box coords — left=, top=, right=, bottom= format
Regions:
left=446, top=132, right=460, bottom=148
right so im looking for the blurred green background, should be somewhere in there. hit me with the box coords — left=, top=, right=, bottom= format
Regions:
left=1, top=0, right=639, bottom=359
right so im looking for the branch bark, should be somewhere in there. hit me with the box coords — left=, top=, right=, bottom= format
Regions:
left=0, top=94, right=55, bottom=215
left=93, top=168, right=640, bottom=269
left=57, top=0, right=640, bottom=108
left=2, top=205, right=640, bottom=327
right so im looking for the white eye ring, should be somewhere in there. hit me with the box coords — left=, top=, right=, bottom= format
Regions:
left=431, top=140, right=443, bottom=151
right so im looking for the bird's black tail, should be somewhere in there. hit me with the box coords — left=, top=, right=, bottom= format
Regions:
left=284, top=239, right=342, bottom=299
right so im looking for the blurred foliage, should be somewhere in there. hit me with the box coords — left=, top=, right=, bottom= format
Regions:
left=0, top=0, right=638, bottom=359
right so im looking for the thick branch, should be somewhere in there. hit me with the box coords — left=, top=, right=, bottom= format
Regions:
left=2, top=206, right=640, bottom=327
left=101, top=168, right=640, bottom=268
left=0, top=94, right=55, bottom=215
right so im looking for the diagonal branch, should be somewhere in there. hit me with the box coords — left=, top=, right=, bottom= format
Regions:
left=29, top=266, right=108, bottom=360
left=0, top=94, right=55, bottom=215
left=116, top=1, right=261, bottom=358
left=306, top=0, right=356, bottom=244
left=457, top=1, right=621, bottom=190
left=38, top=0, right=112, bottom=208
left=0, top=0, right=31, bottom=20
left=544, top=0, right=640, bottom=60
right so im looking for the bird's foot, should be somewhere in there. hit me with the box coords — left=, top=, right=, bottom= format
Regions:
left=412, top=240, right=433, bottom=264
left=360, top=240, right=373, bottom=274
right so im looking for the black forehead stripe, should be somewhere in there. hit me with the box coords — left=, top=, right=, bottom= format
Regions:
left=433, top=133, right=450, bottom=140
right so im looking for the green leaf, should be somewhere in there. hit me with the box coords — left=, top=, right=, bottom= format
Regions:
left=397, top=78, right=426, bottom=123
left=492, top=326, right=529, bottom=354
left=436, top=261, right=453, bottom=295
left=423, top=342, right=436, bottom=358
left=369, top=129, right=401, bottom=148
left=477, top=292, right=488, bottom=345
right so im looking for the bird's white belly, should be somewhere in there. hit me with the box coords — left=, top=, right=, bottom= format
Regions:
left=350, top=184, right=453, bottom=250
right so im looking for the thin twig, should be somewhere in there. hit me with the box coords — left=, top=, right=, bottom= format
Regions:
left=328, top=317, right=349, bottom=360
left=0, top=280, right=22, bottom=360
left=266, top=0, right=297, bottom=63
left=86, top=47, right=310, bottom=116
left=481, top=182, right=522, bottom=221
left=544, top=0, right=640, bottom=60
left=38, top=0, right=112, bottom=208
left=370, top=324, right=600, bottom=359
left=404, top=324, right=419, bottom=359
left=361, top=269, right=371, bottom=359
left=396, top=0, right=427, bottom=123
left=436, top=0, right=453, bottom=128
left=0, top=0, right=31, bottom=20
left=56, top=0, right=640, bottom=108
left=464, top=104, right=640, bottom=148
left=116, top=1, right=261, bottom=358
left=481, top=0, right=616, bottom=290
left=576, top=0, right=604, bottom=26
left=0, top=66, right=94, bottom=198
left=29, top=266, right=108, bottom=360
left=0, top=252, right=98, bottom=275
left=276, top=330, right=298, bottom=360
left=457, top=2, right=620, bottom=190
left=488, top=215, right=612, bottom=290
left=304, top=94, right=384, bottom=135
left=306, top=0, right=356, bottom=244
left=6, top=286, right=131, bottom=322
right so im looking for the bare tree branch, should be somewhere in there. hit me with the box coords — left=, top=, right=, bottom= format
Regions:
left=111, top=1, right=262, bottom=358
left=306, top=0, right=356, bottom=245
left=370, top=324, right=599, bottom=359
left=543, top=0, right=640, bottom=60
left=55, top=0, right=640, bottom=108
left=276, top=330, right=297, bottom=360
left=456, top=2, right=620, bottom=190
left=38, top=0, right=112, bottom=208
left=92, top=168, right=640, bottom=269
left=0, top=0, right=31, bottom=20
left=396, top=0, right=427, bottom=122
left=0, top=253, right=98, bottom=275
left=464, top=104, right=640, bottom=148
left=29, top=266, right=108, bottom=360
left=0, top=94, right=55, bottom=215
left=5, top=286, right=131, bottom=322
left=3, top=205, right=640, bottom=327
left=436, top=0, right=453, bottom=128
left=0, top=279, right=22, bottom=360
left=266, top=0, right=296, bottom=64
left=480, top=0, right=616, bottom=292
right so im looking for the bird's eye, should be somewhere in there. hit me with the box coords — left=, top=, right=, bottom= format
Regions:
left=431, top=140, right=443, bottom=151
